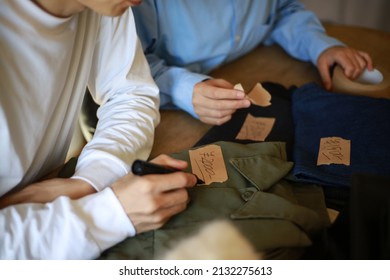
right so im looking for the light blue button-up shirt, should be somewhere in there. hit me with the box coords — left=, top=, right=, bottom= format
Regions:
left=133, top=0, right=343, bottom=117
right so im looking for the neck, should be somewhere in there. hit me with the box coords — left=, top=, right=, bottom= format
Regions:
left=33, top=0, right=85, bottom=18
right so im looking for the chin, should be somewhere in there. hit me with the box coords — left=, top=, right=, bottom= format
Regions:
left=128, top=0, right=142, bottom=6
left=98, top=6, right=128, bottom=17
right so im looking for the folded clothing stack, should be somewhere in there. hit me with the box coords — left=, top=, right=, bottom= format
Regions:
left=291, top=82, right=390, bottom=188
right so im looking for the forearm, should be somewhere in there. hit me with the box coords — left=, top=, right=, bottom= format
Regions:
left=266, top=0, right=344, bottom=65
left=0, top=178, right=96, bottom=209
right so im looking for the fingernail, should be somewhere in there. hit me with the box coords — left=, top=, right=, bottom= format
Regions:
left=236, top=91, right=245, bottom=98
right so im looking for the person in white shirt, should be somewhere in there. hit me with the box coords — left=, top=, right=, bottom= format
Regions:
left=0, top=0, right=196, bottom=259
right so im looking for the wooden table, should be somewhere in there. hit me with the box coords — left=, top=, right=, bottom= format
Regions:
left=149, top=24, right=390, bottom=159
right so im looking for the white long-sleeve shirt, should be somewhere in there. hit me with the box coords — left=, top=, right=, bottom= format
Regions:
left=0, top=0, right=159, bottom=259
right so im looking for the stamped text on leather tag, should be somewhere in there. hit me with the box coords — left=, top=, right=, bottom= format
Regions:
left=189, top=144, right=228, bottom=185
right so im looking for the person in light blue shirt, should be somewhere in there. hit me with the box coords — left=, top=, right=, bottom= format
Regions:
left=131, top=0, right=372, bottom=125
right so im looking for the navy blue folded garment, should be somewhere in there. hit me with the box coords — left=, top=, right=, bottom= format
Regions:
left=291, top=83, right=390, bottom=188
left=195, top=82, right=296, bottom=160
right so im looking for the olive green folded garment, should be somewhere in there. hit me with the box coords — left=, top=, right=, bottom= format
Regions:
left=99, top=141, right=330, bottom=260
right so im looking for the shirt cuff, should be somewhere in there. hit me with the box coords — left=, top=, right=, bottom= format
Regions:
left=158, top=69, right=210, bottom=118
left=72, top=151, right=129, bottom=192
left=308, top=33, right=345, bottom=66
left=79, top=187, right=136, bottom=252
left=175, top=71, right=210, bottom=117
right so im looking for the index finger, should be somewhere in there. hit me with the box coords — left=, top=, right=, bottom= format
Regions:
left=146, top=172, right=197, bottom=193
left=317, top=60, right=332, bottom=90
left=358, top=51, right=373, bottom=70
left=150, top=154, right=189, bottom=170
left=203, top=87, right=246, bottom=100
